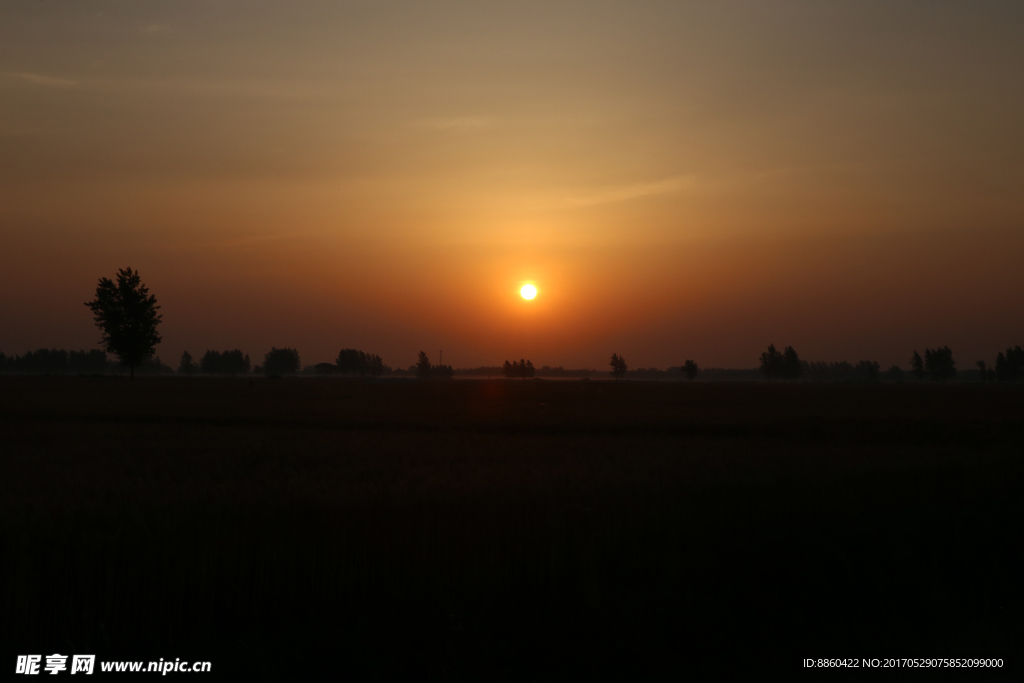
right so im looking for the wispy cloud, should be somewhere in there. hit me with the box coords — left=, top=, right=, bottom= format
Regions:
left=143, top=24, right=169, bottom=34
left=564, top=176, right=693, bottom=208
left=11, top=72, right=76, bottom=87
left=416, top=117, right=493, bottom=131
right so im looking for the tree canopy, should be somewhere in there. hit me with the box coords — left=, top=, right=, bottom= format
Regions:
left=502, top=359, right=535, bottom=379
left=84, top=267, right=162, bottom=379
left=201, top=350, right=251, bottom=375
left=759, top=344, right=801, bottom=380
left=264, top=348, right=301, bottom=376
left=682, top=359, right=699, bottom=381
left=336, top=348, right=387, bottom=376
left=610, top=353, right=627, bottom=379
left=923, top=347, right=956, bottom=381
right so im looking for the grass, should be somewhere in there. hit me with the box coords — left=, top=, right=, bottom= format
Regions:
left=1, top=377, right=1022, bottom=679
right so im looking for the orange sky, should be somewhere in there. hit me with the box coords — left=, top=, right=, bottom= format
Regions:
left=2, top=1, right=1023, bottom=370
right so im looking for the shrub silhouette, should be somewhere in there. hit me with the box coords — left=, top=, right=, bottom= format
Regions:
left=178, top=351, right=198, bottom=375
left=682, top=360, right=699, bottom=381
left=924, top=347, right=956, bottom=381
left=910, top=351, right=925, bottom=380
left=336, top=348, right=387, bottom=376
left=200, top=350, right=251, bottom=375
left=609, top=353, right=627, bottom=379
left=976, top=360, right=995, bottom=382
left=416, top=352, right=451, bottom=379
left=502, top=359, right=536, bottom=378
left=264, top=348, right=300, bottom=376
left=84, top=267, right=162, bottom=380
left=416, top=351, right=432, bottom=379
left=854, top=360, right=880, bottom=382
left=885, top=365, right=904, bottom=382
left=760, top=345, right=801, bottom=380
left=995, top=346, right=1023, bottom=382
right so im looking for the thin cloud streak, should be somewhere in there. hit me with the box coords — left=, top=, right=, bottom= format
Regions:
left=10, top=72, right=76, bottom=87
left=415, top=117, right=494, bottom=131
left=564, top=176, right=694, bottom=208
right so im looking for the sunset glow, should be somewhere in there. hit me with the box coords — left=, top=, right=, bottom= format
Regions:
left=1, top=1, right=1022, bottom=370
left=520, top=285, right=537, bottom=300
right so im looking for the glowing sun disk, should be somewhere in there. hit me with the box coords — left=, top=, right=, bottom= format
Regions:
left=520, top=284, right=537, bottom=300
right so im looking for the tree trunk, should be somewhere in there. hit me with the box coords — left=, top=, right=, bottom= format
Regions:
left=130, top=363, right=135, bottom=380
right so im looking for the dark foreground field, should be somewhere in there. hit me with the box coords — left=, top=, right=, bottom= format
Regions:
left=2, top=377, right=1022, bottom=679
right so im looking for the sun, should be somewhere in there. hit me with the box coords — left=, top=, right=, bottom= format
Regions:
left=520, top=284, right=537, bottom=300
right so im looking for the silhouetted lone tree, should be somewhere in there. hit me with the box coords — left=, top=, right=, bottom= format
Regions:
left=264, top=348, right=300, bottom=376
left=910, top=351, right=925, bottom=380
left=85, top=267, right=162, bottom=380
left=416, top=351, right=432, bottom=379
left=178, top=351, right=198, bottom=375
left=995, top=346, right=1023, bottom=382
left=976, top=360, right=995, bottom=382
left=760, top=344, right=783, bottom=379
left=502, top=360, right=514, bottom=378
left=682, top=359, right=699, bottom=381
left=924, top=347, right=956, bottom=381
left=610, top=353, right=627, bottom=379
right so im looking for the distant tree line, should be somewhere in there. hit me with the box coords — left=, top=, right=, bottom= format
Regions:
left=334, top=348, right=387, bottom=376
left=416, top=351, right=453, bottom=379
left=0, top=349, right=109, bottom=374
left=183, top=350, right=252, bottom=375
left=983, top=346, right=1024, bottom=382
left=759, top=344, right=802, bottom=380
left=909, top=347, right=956, bottom=381
left=0, top=348, right=173, bottom=375
left=803, top=360, right=880, bottom=383
left=503, top=359, right=535, bottom=379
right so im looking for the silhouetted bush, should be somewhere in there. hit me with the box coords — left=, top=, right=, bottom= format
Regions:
left=537, top=366, right=592, bottom=378
left=416, top=351, right=432, bottom=379
left=264, top=348, right=300, bottom=376
left=336, top=348, right=387, bottom=376
left=315, top=363, right=337, bottom=375
left=416, top=352, right=452, bottom=379
left=503, top=359, right=535, bottom=379
left=760, top=345, right=801, bottom=380
left=885, top=365, right=904, bottom=382
left=924, top=347, right=956, bottom=381
left=995, top=346, right=1023, bottom=382
left=976, top=360, right=996, bottom=382
left=200, top=350, right=251, bottom=375
left=682, top=360, right=699, bottom=381
left=178, top=351, right=198, bottom=375
left=803, top=360, right=879, bottom=382
left=0, top=349, right=109, bottom=374
left=136, top=356, right=173, bottom=375
left=609, top=353, right=627, bottom=379
left=911, top=351, right=925, bottom=380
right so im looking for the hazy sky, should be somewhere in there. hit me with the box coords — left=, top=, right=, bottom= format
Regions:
left=2, top=0, right=1022, bottom=370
